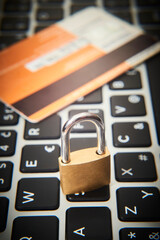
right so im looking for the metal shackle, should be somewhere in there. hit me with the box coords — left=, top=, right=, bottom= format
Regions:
left=61, top=112, right=106, bottom=164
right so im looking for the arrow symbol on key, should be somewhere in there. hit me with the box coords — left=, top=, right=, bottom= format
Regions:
left=0, top=145, right=9, bottom=151
left=115, top=105, right=126, bottom=114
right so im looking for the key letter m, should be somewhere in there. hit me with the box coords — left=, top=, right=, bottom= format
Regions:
left=22, top=191, right=34, bottom=204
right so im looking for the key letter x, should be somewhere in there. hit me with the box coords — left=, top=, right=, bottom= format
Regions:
left=121, top=168, right=133, bottom=176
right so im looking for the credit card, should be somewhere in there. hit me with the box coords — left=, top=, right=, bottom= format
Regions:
left=0, top=7, right=159, bottom=122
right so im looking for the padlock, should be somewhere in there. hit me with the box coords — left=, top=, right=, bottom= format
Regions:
left=59, top=112, right=110, bottom=195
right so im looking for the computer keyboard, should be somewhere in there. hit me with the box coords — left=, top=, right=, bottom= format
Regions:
left=0, top=0, right=160, bottom=239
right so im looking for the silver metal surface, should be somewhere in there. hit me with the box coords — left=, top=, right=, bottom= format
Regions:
left=61, top=112, right=106, bottom=164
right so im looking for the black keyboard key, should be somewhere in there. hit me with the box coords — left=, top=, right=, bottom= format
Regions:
left=110, top=95, right=146, bottom=117
left=69, top=109, right=104, bottom=133
left=112, top=122, right=151, bottom=147
left=108, top=10, right=132, bottom=23
left=16, top=178, right=60, bottom=210
left=71, top=138, right=97, bottom=152
left=109, top=70, right=142, bottom=90
left=146, top=53, right=160, bottom=145
left=114, top=152, right=157, bottom=182
left=0, top=35, right=26, bottom=50
left=136, top=0, right=160, bottom=7
left=117, top=187, right=160, bottom=221
left=74, top=88, right=102, bottom=104
left=71, top=2, right=96, bottom=14
left=0, top=103, right=19, bottom=125
left=4, top=1, right=31, bottom=12
left=24, top=114, right=61, bottom=139
left=0, top=197, right=9, bottom=232
left=1, top=17, right=29, bottom=32
left=11, top=216, right=59, bottom=240
left=0, top=130, right=17, bottom=156
left=0, top=161, right=13, bottom=191
left=34, top=25, right=50, bottom=33
left=36, top=7, right=63, bottom=22
left=20, top=144, right=59, bottom=173
left=5, top=0, right=31, bottom=3
left=143, top=26, right=160, bottom=40
left=120, top=228, right=160, bottom=240
left=138, top=10, right=160, bottom=24
left=72, top=0, right=96, bottom=3
left=66, top=207, right=112, bottom=239
left=67, top=185, right=109, bottom=202
left=104, top=0, right=129, bottom=8
left=38, top=0, right=64, bottom=3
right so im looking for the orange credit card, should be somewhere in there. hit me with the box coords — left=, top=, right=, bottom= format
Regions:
left=0, top=7, right=160, bottom=122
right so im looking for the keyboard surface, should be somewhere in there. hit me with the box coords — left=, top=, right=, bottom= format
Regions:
left=0, top=0, right=160, bottom=240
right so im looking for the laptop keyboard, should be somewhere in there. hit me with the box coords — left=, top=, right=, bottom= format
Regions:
left=0, top=0, right=160, bottom=239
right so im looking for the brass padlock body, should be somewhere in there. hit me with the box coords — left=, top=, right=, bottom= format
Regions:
left=59, top=146, right=110, bottom=195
